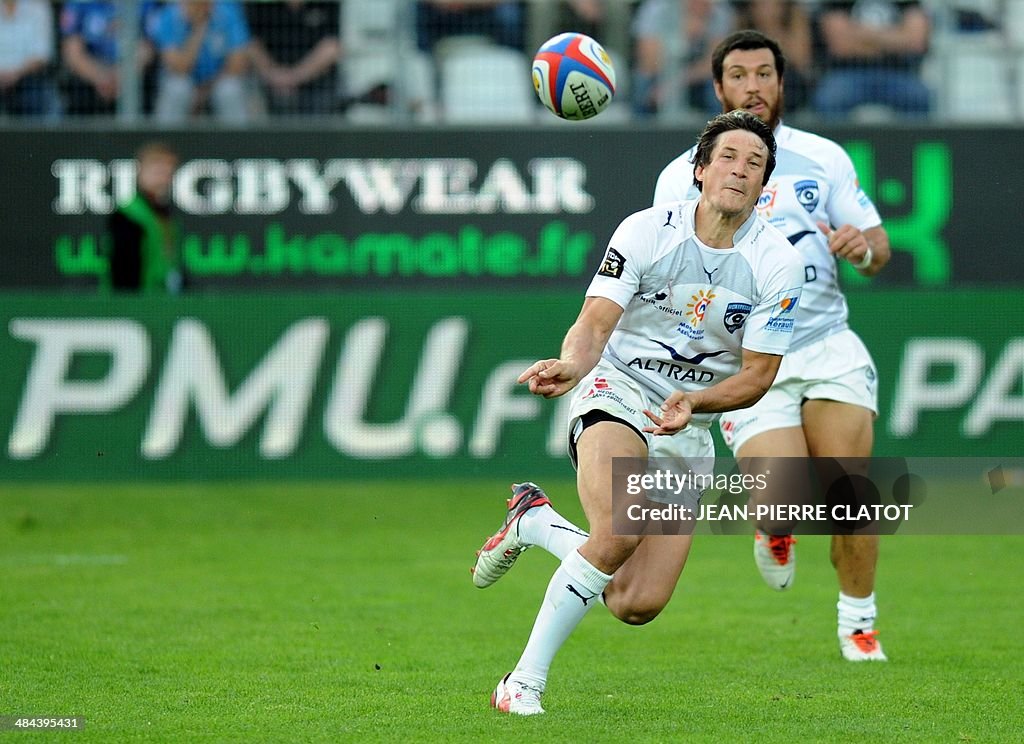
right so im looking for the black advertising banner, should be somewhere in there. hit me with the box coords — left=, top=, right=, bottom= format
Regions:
left=1, top=126, right=1022, bottom=289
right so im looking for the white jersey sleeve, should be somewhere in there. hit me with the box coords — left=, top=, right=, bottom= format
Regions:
left=740, top=225, right=806, bottom=356
left=824, top=145, right=882, bottom=232
left=585, top=210, right=659, bottom=310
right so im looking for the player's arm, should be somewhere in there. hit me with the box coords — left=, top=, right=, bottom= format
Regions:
left=643, top=349, right=782, bottom=435
left=816, top=220, right=891, bottom=277
left=518, top=296, right=622, bottom=399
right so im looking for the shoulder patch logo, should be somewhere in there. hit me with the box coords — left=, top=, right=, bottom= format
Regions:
left=598, top=247, right=626, bottom=278
left=723, top=302, right=752, bottom=334
left=794, top=179, right=819, bottom=213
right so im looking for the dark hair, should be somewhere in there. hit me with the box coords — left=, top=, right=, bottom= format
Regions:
left=691, top=110, right=777, bottom=191
left=711, top=30, right=786, bottom=84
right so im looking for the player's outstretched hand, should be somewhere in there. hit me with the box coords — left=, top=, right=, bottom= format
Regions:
left=518, top=359, right=581, bottom=399
left=642, top=390, right=693, bottom=436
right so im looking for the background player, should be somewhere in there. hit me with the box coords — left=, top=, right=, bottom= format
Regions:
left=653, top=30, right=892, bottom=661
left=474, top=111, right=804, bottom=715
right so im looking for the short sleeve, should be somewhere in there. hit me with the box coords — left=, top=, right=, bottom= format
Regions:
left=825, top=146, right=882, bottom=233
left=584, top=211, right=657, bottom=310
left=741, top=245, right=805, bottom=356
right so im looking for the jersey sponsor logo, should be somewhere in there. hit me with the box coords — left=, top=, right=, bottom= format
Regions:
left=637, top=290, right=684, bottom=317
left=794, top=179, right=819, bottom=213
left=723, top=302, right=752, bottom=334
left=579, top=385, right=638, bottom=414
left=581, top=376, right=612, bottom=399
left=627, top=356, right=716, bottom=383
left=598, top=246, right=626, bottom=278
left=764, top=291, right=799, bottom=333
left=651, top=340, right=729, bottom=365
left=674, top=289, right=715, bottom=340
left=853, top=177, right=872, bottom=208
left=756, top=185, right=777, bottom=212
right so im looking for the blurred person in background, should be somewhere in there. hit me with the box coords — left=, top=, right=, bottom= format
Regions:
left=733, top=0, right=813, bottom=111
left=415, top=0, right=525, bottom=53
left=813, top=0, right=931, bottom=118
left=105, top=141, right=185, bottom=294
left=631, top=0, right=735, bottom=118
left=60, top=1, right=162, bottom=116
left=558, top=0, right=606, bottom=40
left=653, top=30, right=893, bottom=661
left=0, top=0, right=61, bottom=119
left=247, top=0, right=343, bottom=116
left=152, top=0, right=252, bottom=124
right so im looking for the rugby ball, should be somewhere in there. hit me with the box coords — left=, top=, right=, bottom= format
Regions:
left=532, top=32, right=616, bottom=120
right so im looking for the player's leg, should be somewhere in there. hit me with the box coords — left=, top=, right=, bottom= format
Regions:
left=720, top=360, right=807, bottom=590
left=602, top=533, right=693, bottom=625
left=734, top=427, right=808, bottom=590
left=474, top=366, right=637, bottom=587
left=495, top=420, right=644, bottom=714
left=472, top=482, right=589, bottom=589
left=802, top=398, right=887, bottom=661
left=601, top=424, right=711, bottom=624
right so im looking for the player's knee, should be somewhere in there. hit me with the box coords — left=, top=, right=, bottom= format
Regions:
left=613, top=599, right=666, bottom=626
left=606, top=587, right=669, bottom=625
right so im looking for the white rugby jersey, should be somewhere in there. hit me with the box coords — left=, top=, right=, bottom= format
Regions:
left=653, top=123, right=883, bottom=351
left=587, top=198, right=804, bottom=425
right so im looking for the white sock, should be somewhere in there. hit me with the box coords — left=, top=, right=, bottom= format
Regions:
left=510, top=549, right=612, bottom=689
left=518, top=504, right=589, bottom=560
left=837, top=591, right=877, bottom=637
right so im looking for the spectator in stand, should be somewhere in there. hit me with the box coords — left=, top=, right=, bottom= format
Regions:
left=105, top=141, right=184, bottom=294
left=415, top=1, right=525, bottom=53
left=152, top=0, right=251, bottom=124
left=0, top=0, right=61, bottom=119
left=813, top=0, right=932, bottom=119
left=631, top=0, right=735, bottom=118
left=732, top=0, right=814, bottom=112
left=247, top=0, right=342, bottom=116
left=60, top=1, right=162, bottom=116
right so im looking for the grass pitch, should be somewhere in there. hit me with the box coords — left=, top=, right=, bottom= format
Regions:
left=1, top=480, right=1022, bottom=742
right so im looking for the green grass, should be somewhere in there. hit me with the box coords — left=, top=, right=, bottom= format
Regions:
left=1, top=481, right=1022, bottom=742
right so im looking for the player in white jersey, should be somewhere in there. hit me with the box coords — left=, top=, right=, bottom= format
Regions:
left=472, top=111, right=804, bottom=715
left=653, top=30, right=892, bottom=662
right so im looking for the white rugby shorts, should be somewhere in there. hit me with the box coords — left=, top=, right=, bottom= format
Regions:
left=567, top=359, right=715, bottom=464
left=719, top=328, right=879, bottom=454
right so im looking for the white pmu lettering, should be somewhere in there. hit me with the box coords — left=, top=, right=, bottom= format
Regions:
left=889, top=337, right=1024, bottom=437
left=963, top=338, right=1024, bottom=436
left=52, top=158, right=596, bottom=216
left=889, top=338, right=982, bottom=436
left=7, top=319, right=150, bottom=458
left=142, top=318, right=329, bottom=459
left=324, top=317, right=469, bottom=457
left=469, top=361, right=543, bottom=457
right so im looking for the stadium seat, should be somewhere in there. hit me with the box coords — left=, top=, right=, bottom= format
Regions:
left=439, top=42, right=536, bottom=124
left=342, top=0, right=438, bottom=123
left=932, top=32, right=1015, bottom=121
